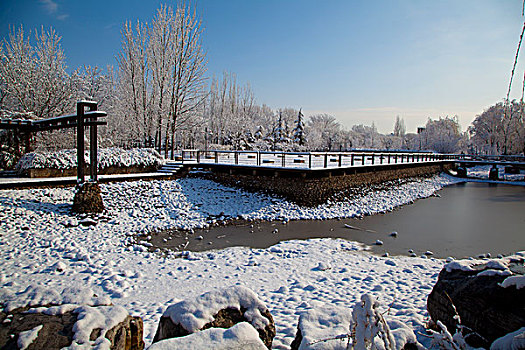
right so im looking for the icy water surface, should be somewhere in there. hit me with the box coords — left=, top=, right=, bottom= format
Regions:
left=152, top=182, right=525, bottom=259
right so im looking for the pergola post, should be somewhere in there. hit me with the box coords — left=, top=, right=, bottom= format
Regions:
left=89, top=103, right=98, bottom=182
left=76, top=102, right=85, bottom=184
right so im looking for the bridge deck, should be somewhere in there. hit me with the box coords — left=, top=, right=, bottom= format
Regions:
left=180, top=150, right=453, bottom=172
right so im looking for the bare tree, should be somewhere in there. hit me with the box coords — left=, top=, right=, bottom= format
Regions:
left=149, top=5, right=175, bottom=151
left=167, top=2, right=207, bottom=158
left=117, top=20, right=150, bottom=146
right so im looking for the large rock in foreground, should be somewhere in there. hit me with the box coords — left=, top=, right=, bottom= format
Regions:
left=0, top=285, right=144, bottom=350
left=427, top=254, right=525, bottom=348
left=72, top=181, right=105, bottom=214
left=152, top=286, right=275, bottom=349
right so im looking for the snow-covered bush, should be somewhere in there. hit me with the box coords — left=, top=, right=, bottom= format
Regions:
left=349, top=294, right=394, bottom=350
left=15, top=148, right=165, bottom=172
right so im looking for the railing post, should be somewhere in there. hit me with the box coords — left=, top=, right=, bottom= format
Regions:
left=338, top=154, right=342, bottom=167
left=196, top=151, right=201, bottom=163
left=235, top=151, right=239, bottom=165
left=362, top=154, right=365, bottom=165
left=351, top=154, right=354, bottom=166
left=215, top=151, right=218, bottom=163
left=257, top=151, right=261, bottom=166
left=309, top=153, right=312, bottom=168
left=282, top=152, right=286, bottom=167
left=371, top=153, right=375, bottom=165
left=380, top=153, right=383, bottom=164
left=324, top=153, right=328, bottom=168
left=388, top=154, right=391, bottom=164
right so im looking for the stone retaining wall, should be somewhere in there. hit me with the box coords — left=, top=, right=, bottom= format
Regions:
left=208, top=163, right=453, bottom=206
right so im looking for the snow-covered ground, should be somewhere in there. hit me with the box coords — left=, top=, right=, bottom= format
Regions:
left=0, top=172, right=516, bottom=349
left=467, top=164, right=525, bottom=182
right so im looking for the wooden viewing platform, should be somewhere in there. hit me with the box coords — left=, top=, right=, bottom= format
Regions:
left=180, top=150, right=455, bottom=173
left=177, top=150, right=457, bottom=205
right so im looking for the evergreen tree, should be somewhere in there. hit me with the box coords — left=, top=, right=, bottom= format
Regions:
left=273, top=112, right=285, bottom=142
left=393, top=116, right=406, bottom=137
left=293, top=109, right=307, bottom=145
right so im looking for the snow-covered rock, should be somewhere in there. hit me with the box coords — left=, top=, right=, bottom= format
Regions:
left=148, top=322, right=267, bottom=350
left=428, top=256, right=525, bottom=348
left=152, top=286, right=275, bottom=348
left=490, top=327, right=525, bottom=350
left=0, top=285, right=143, bottom=350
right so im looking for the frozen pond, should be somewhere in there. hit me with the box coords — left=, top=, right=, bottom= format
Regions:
left=153, top=182, right=525, bottom=259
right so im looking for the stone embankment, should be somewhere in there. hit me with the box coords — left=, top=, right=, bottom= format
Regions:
left=207, top=163, right=454, bottom=206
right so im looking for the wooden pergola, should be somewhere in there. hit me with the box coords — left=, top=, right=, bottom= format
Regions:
left=0, top=101, right=107, bottom=183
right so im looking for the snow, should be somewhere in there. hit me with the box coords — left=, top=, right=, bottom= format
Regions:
left=70, top=305, right=129, bottom=349
left=0, top=284, right=128, bottom=350
left=0, top=171, right=514, bottom=349
left=15, top=147, right=165, bottom=172
left=295, top=305, right=351, bottom=349
left=148, top=322, right=267, bottom=350
left=162, top=285, right=270, bottom=332
left=294, top=298, right=420, bottom=350
left=490, top=327, right=525, bottom=350
left=17, top=325, right=43, bottom=350
left=477, top=269, right=512, bottom=277
left=1, top=285, right=110, bottom=313
left=500, top=275, right=525, bottom=289
left=467, top=165, right=525, bottom=182
left=444, top=260, right=478, bottom=273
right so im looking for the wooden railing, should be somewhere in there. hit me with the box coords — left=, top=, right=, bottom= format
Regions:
left=178, top=150, right=456, bottom=169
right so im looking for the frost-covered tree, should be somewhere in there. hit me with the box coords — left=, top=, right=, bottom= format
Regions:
left=351, top=123, right=383, bottom=149
left=273, top=112, right=285, bottom=143
left=254, top=125, right=264, bottom=140
left=166, top=3, right=207, bottom=158
left=292, top=109, right=306, bottom=146
left=468, top=101, right=524, bottom=155
left=116, top=19, right=150, bottom=146
left=0, top=25, right=75, bottom=118
left=393, top=115, right=406, bottom=137
left=0, top=25, right=82, bottom=157
left=307, top=114, right=342, bottom=150
left=419, top=116, right=462, bottom=153
left=116, top=3, right=207, bottom=156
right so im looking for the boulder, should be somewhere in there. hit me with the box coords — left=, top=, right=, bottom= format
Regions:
left=0, top=285, right=143, bottom=350
left=427, top=256, right=525, bottom=348
left=72, top=181, right=105, bottom=214
left=152, top=286, right=275, bottom=349
left=0, top=307, right=143, bottom=350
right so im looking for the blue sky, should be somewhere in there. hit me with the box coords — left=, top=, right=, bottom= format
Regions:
left=1, top=0, right=524, bottom=133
